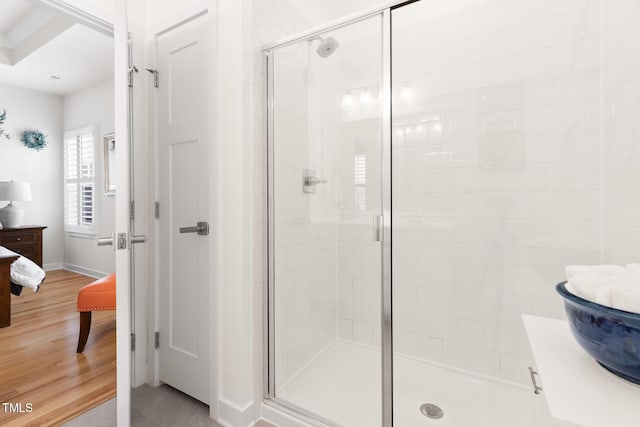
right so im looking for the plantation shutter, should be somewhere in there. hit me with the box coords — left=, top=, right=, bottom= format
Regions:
left=64, top=127, right=96, bottom=234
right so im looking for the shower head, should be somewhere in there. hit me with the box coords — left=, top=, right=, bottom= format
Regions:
left=309, top=36, right=340, bottom=58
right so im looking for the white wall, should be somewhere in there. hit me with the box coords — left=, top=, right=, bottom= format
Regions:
left=216, top=0, right=258, bottom=424
left=0, top=82, right=64, bottom=269
left=62, top=78, right=115, bottom=275
left=145, top=0, right=197, bottom=28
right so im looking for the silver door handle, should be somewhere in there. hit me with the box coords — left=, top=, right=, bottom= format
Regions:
left=303, top=176, right=328, bottom=186
left=97, top=234, right=114, bottom=246
left=130, top=235, right=146, bottom=244
left=179, top=221, right=209, bottom=236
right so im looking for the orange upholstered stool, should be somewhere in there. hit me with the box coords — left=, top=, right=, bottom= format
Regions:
left=76, top=273, right=116, bottom=353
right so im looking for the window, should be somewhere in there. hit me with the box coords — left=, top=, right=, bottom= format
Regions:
left=355, top=153, right=366, bottom=211
left=64, top=127, right=96, bottom=234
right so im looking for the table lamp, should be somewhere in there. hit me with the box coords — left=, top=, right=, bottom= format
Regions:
left=0, top=181, right=32, bottom=229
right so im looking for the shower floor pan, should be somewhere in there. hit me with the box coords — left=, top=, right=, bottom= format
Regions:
left=277, top=340, right=552, bottom=427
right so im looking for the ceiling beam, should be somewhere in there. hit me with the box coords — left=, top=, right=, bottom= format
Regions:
left=12, top=14, right=75, bottom=65
left=0, top=47, right=12, bottom=66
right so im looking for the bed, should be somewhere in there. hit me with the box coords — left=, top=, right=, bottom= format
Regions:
left=0, top=247, right=46, bottom=328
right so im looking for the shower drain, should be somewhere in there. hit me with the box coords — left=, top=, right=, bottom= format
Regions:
left=420, top=403, right=444, bottom=420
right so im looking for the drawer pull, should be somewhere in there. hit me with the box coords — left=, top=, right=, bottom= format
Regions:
left=528, top=366, right=543, bottom=394
left=16, top=237, right=21, bottom=241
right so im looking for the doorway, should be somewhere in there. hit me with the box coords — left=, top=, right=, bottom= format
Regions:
left=0, top=0, right=117, bottom=424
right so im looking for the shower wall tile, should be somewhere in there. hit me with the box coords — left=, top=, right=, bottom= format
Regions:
left=390, top=0, right=604, bottom=385
left=602, top=0, right=640, bottom=265
left=469, top=347, right=500, bottom=378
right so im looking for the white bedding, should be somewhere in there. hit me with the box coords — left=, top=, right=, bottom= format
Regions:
left=0, top=246, right=45, bottom=291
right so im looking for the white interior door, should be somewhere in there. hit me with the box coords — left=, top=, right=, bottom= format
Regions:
left=156, top=13, right=210, bottom=404
left=114, top=0, right=132, bottom=424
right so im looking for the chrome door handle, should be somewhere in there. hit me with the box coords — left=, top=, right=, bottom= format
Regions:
left=179, top=221, right=209, bottom=236
left=130, top=235, right=146, bottom=244
left=97, top=234, right=115, bottom=246
left=302, top=169, right=328, bottom=193
left=304, top=176, right=327, bottom=186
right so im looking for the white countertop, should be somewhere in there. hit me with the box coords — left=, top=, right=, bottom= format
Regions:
left=523, top=315, right=640, bottom=427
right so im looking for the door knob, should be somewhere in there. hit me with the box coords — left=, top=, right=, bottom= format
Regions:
left=179, top=222, right=209, bottom=236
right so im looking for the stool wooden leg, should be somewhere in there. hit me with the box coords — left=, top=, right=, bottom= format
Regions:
left=77, top=311, right=92, bottom=353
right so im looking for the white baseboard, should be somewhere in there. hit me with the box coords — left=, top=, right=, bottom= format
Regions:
left=63, top=263, right=109, bottom=279
left=43, top=263, right=64, bottom=272
left=217, top=398, right=259, bottom=427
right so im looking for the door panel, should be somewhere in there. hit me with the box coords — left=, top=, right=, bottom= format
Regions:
left=169, top=141, right=199, bottom=354
left=268, top=14, right=384, bottom=427
left=157, top=13, right=209, bottom=404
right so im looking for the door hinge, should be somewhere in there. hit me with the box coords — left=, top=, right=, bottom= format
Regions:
left=130, top=201, right=135, bottom=220
left=128, top=65, right=139, bottom=87
left=131, top=333, right=136, bottom=351
left=154, top=331, right=160, bottom=349
left=154, top=201, right=160, bottom=219
left=146, top=68, right=159, bottom=88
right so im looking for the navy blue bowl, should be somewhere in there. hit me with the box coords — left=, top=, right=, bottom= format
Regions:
left=556, top=281, right=640, bottom=385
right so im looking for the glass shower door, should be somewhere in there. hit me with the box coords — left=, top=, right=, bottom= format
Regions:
left=390, top=0, right=604, bottom=426
left=266, top=14, right=384, bottom=427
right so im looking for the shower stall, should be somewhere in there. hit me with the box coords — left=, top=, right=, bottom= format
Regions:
left=264, top=0, right=640, bottom=426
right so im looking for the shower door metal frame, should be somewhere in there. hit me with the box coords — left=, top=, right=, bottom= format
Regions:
left=380, top=9, right=393, bottom=427
left=263, top=6, right=398, bottom=427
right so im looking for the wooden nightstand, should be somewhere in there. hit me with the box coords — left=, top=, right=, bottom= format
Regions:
left=0, top=226, right=47, bottom=267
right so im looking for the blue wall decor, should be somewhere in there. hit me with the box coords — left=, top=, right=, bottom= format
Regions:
left=0, top=109, right=10, bottom=140
left=21, top=129, right=48, bottom=151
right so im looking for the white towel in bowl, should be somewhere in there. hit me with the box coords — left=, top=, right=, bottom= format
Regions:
left=566, top=275, right=618, bottom=305
left=610, top=276, right=640, bottom=314
left=565, top=265, right=627, bottom=281
left=565, top=264, right=640, bottom=314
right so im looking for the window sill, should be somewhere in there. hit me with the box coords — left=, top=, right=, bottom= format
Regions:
left=67, top=232, right=97, bottom=240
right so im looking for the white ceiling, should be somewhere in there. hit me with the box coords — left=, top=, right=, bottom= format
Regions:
left=0, top=0, right=113, bottom=96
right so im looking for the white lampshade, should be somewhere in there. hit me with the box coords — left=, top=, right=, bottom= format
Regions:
left=0, top=181, right=32, bottom=202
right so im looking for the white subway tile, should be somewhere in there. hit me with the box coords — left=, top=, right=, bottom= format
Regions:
left=443, top=341, right=471, bottom=369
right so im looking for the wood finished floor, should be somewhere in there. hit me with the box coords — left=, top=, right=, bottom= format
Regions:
left=0, top=270, right=116, bottom=426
